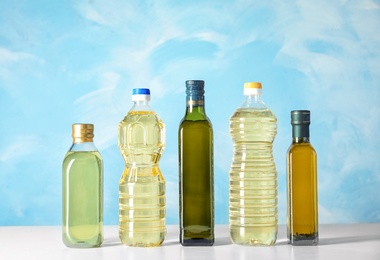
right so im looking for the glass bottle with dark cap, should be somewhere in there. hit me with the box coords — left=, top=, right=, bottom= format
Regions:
left=287, top=110, right=319, bottom=245
left=178, top=80, right=214, bottom=246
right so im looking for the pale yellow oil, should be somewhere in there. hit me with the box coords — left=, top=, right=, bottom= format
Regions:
left=229, top=108, right=278, bottom=246
left=118, top=110, right=166, bottom=247
left=62, top=151, right=103, bottom=248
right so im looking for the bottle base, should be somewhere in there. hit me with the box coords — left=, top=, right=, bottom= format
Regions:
left=63, top=242, right=102, bottom=248
left=180, top=238, right=214, bottom=246
left=230, top=226, right=277, bottom=246
left=63, top=237, right=103, bottom=248
left=121, top=241, right=164, bottom=247
left=289, top=233, right=319, bottom=246
left=180, top=226, right=214, bottom=246
left=119, top=230, right=166, bottom=247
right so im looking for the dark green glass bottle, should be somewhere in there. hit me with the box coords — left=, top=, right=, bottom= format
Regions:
left=178, top=80, right=214, bottom=246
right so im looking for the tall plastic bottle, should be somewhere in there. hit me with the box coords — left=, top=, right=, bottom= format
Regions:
left=287, top=110, right=318, bottom=246
left=62, top=123, right=103, bottom=248
left=229, top=82, right=278, bottom=246
left=179, top=80, right=214, bottom=246
left=118, top=88, right=166, bottom=247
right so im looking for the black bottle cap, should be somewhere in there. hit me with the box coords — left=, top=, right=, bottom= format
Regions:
left=291, top=110, right=310, bottom=125
left=291, top=110, right=310, bottom=138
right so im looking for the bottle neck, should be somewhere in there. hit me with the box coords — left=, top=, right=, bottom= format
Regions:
left=292, top=124, right=310, bottom=143
left=184, top=81, right=206, bottom=120
left=242, top=94, right=267, bottom=109
left=131, top=100, right=151, bottom=112
left=184, top=97, right=207, bottom=120
left=70, top=141, right=98, bottom=152
left=293, top=137, right=310, bottom=143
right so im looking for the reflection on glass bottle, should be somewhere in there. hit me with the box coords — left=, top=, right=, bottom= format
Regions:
left=179, top=80, right=214, bottom=246
left=287, top=110, right=318, bottom=246
left=62, top=123, right=103, bottom=248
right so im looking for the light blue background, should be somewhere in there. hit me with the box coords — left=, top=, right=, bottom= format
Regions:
left=1, top=0, right=379, bottom=226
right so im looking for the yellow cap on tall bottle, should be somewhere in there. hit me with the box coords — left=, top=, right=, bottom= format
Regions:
left=244, top=82, right=262, bottom=96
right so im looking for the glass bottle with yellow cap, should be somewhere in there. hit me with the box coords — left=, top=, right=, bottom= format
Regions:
left=62, top=123, right=103, bottom=248
left=229, top=82, right=278, bottom=246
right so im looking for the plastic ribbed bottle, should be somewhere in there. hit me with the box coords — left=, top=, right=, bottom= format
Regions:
left=229, top=82, right=278, bottom=246
left=118, top=88, right=166, bottom=247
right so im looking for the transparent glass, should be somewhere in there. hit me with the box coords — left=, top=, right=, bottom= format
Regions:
left=62, top=142, right=103, bottom=248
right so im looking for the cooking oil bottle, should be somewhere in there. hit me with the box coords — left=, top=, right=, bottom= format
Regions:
left=287, top=110, right=318, bottom=245
left=62, top=123, right=103, bottom=248
left=118, top=88, right=166, bottom=247
left=229, top=82, right=278, bottom=246
left=178, top=80, right=214, bottom=246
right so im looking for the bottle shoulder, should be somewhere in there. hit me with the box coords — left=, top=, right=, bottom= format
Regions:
left=63, top=150, right=102, bottom=163
left=68, top=142, right=99, bottom=152
left=231, top=107, right=277, bottom=120
left=179, top=117, right=213, bottom=129
left=182, top=112, right=209, bottom=121
left=229, top=107, right=277, bottom=136
left=119, top=110, right=165, bottom=128
left=240, top=96, right=271, bottom=110
left=287, top=142, right=316, bottom=155
left=121, top=110, right=159, bottom=119
left=129, top=102, right=153, bottom=112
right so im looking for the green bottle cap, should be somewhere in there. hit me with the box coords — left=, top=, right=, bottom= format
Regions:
left=291, top=110, right=310, bottom=125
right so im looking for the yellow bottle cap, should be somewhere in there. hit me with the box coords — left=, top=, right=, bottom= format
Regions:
left=244, top=82, right=262, bottom=89
left=244, top=82, right=262, bottom=95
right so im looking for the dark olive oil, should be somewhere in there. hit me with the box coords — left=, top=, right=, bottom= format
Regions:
left=179, top=119, right=214, bottom=245
left=287, top=111, right=318, bottom=246
left=178, top=80, right=214, bottom=246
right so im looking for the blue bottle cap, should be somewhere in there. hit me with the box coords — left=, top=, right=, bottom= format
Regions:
left=133, top=88, right=150, bottom=95
left=185, top=80, right=205, bottom=101
left=132, top=88, right=151, bottom=102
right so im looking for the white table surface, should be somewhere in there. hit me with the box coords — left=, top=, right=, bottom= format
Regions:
left=0, top=224, right=379, bottom=260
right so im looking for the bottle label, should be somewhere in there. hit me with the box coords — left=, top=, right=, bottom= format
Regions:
left=187, top=100, right=204, bottom=106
